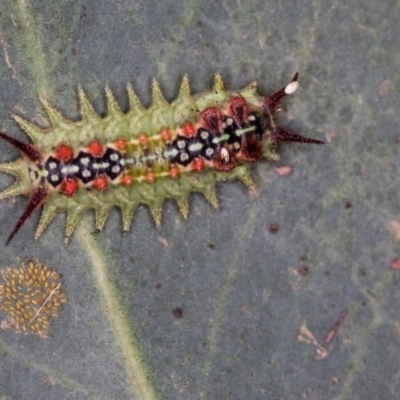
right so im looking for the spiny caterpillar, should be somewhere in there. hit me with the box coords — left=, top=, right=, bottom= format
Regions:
left=0, top=73, right=323, bottom=245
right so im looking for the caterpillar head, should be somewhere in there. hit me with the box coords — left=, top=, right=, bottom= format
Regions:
left=260, top=72, right=324, bottom=148
left=202, top=73, right=323, bottom=172
left=0, top=132, right=48, bottom=244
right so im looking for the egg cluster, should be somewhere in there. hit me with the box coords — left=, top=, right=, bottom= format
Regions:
left=0, top=262, right=67, bottom=337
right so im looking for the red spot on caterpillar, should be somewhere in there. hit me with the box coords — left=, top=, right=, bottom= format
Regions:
left=145, top=172, right=156, bottom=183
left=201, top=107, right=224, bottom=133
left=120, top=174, right=133, bottom=186
left=169, top=167, right=180, bottom=179
left=93, top=175, right=108, bottom=191
left=193, top=158, right=205, bottom=173
left=115, top=137, right=127, bottom=150
left=182, top=121, right=196, bottom=137
left=160, top=128, right=172, bottom=142
left=56, top=144, right=74, bottom=162
left=138, top=133, right=149, bottom=146
left=62, top=177, right=79, bottom=197
left=229, top=96, right=249, bottom=126
left=87, top=140, right=103, bottom=157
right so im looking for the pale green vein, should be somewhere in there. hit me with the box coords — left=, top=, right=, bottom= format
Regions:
left=334, top=260, right=394, bottom=400
left=77, top=223, right=158, bottom=400
left=0, top=337, right=96, bottom=398
left=200, top=203, right=258, bottom=394
left=14, top=0, right=50, bottom=96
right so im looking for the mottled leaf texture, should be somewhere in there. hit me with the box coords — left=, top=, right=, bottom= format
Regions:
left=0, top=1, right=399, bottom=400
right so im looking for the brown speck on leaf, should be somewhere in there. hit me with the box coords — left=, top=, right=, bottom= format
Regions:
left=241, top=305, right=252, bottom=318
left=388, top=220, right=400, bottom=242
left=378, top=80, right=391, bottom=97
left=80, top=6, right=87, bottom=19
left=274, top=165, right=292, bottom=176
left=297, top=322, right=328, bottom=359
left=390, top=258, right=400, bottom=270
left=158, top=237, right=169, bottom=247
left=269, top=224, right=278, bottom=234
left=172, top=308, right=183, bottom=318
left=299, top=266, right=309, bottom=275
left=325, top=309, right=348, bottom=344
left=288, top=267, right=304, bottom=290
left=298, top=255, right=309, bottom=275
left=299, top=255, right=307, bottom=263
left=325, top=131, right=336, bottom=143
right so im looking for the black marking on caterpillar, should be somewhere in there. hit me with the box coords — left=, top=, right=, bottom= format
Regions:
left=0, top=73, right=323, bottom=245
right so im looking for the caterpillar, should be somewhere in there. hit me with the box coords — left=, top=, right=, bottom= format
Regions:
left=0, top=73, right=323, bottom=245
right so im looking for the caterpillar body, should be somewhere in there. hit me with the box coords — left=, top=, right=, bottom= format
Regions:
left=0, top=73, right=323, bottom=244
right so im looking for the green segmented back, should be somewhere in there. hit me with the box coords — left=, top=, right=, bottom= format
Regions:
left=0, top=72, right=323, bottom=245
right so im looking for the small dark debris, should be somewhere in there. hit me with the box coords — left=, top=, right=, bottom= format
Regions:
left=207, top=243, right=215, bottom=250
left=325, top=309, right=349, bottom=343
left=80, top=6, right=87, bottom=19
left=299, top=255, right=307, bottom=263
left=155, top=283, right=162, bottom=290
left=299, top=266, right=309, bottom=275
left=359, top=268, right=367, bottom=276
left=172, top=308, right=183, bottom=319
left=269, top=224, right=278, bottom=234
left=345, top=201, right=352, bottom=209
